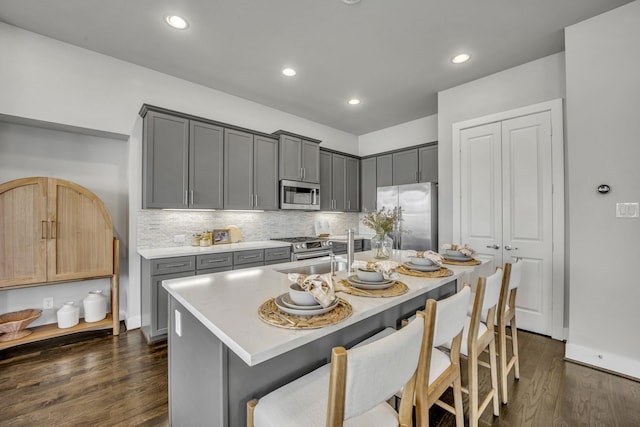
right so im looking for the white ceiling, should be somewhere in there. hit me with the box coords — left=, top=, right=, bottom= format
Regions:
left=0, top=0, right=632, bottom=135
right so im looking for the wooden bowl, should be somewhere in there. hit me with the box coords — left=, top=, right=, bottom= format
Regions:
left=0, top=309, right=42, bottom=342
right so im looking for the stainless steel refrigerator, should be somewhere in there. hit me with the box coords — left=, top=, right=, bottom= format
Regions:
left=376, top=182, right=438, bottom=251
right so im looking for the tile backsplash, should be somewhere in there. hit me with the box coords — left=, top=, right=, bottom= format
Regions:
left=137, top=209, right=369, bottom=249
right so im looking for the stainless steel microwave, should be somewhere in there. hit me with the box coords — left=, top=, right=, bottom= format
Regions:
left=280, top=179, right=320, bottom=210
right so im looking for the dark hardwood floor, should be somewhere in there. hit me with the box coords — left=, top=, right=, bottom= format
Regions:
left=1, top=327, right=639, bottom=426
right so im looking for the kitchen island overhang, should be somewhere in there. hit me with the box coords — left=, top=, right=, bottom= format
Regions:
left=162, top=251, right=492, bottom=426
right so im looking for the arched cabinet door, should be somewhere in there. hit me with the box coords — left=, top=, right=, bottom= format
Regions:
left=0, top=177, right=113, bottom=289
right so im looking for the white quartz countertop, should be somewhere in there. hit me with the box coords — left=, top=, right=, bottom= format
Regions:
left=138, top=240, right=291, bottom=259
left=162, top=250, right=492, bottom=366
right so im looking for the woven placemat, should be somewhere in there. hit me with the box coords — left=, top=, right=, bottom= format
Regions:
left=258, top=297, right=352, bottom=329
left=441, top=258, right=481, bottom=266
left=397, top=265, right=454, bottom=278
left=336, top=280, right=408, bottom=297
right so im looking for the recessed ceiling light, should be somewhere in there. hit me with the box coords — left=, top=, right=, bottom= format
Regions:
left=165, top=15, right=189, bottom=30
left=348, top=98, right=361, bottom=105
left=452, top=53, right=471, bottom=64
left=282, top=68, right=297, bottom=77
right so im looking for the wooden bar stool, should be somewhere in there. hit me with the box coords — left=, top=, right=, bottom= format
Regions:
left=497, top=259, right=523, bottom=404
left=443, top=268, right=503, bottom=427
left=247, top=300, right=436, bottom=427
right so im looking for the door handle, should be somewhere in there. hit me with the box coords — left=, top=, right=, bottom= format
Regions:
left=504, top=245, right=518, bottom=251
left=486, top=244, right=500, bottom=249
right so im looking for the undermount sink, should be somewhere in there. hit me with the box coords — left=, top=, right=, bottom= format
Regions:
left=276, top=259, right=348, bottom=275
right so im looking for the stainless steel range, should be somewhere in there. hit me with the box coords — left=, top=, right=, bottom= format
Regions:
left=271, top=237, right=333, bottom=261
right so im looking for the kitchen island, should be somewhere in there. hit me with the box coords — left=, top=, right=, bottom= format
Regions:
left=162, top=250, right=491, bottom=426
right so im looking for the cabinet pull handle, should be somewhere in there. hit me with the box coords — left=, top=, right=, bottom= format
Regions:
left=254, top=194, right=258, bottom=207
left=50, top=221, right=56, bottom=239
left=242, top=255, right=259, bottom=259
left=41, top=221, right=47, bottom=240
left=184, top=190, right=188, bottom=206
left=189, top=190, right=194, bottom=205
left=205, top=258, right=225, bottom=263
left=164, top=263, right=187, bottom=268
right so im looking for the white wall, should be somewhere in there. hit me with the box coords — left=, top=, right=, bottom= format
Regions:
left=564, top=1, right=640, bottom=379
left=0, top=122, right=128, bottom=326
left=358, top=115, right=438, bottom=156
left=0, top=22, right=359, bottom=330
left=437, top=53, right=566, bottom=245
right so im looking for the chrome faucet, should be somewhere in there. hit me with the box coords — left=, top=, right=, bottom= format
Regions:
left=330, top=253, right=336, bottom=276
left=347, top=228, right=355, bottom=274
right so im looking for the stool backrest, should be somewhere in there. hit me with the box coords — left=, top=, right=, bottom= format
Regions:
left=433, top=286, right=471, bottom=348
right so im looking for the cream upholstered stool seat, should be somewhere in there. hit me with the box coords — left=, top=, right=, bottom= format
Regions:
left=442, top=268, right=503, bottom=427
left=247, top=301, right=436, bottom=427
left=497, top=259, right=523, bottom=404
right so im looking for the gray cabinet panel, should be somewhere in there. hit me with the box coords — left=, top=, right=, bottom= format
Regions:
left=152, top=256, right=196, bottom=275
left=377, top=154, right=393, bottom=187
left=418, top=145, right=438, bottom=183
left=143, top=111, right=189, bottom=208
left=361, top=157, right=377, bottom=212
left=253, top=136, right=279, bottom=210
left=319, top=150, right=333, bottom=211
left=233, top=249, right=264, bottom=267
left=197, top=253, right=233, bottom=270
left=346, top=156, right=359, bottom=212
left=224, top=129, right=254, bottom=209
left=393, top=149, right=419, bottom=185
left=189, top=121, right=224, bottom=209
left=332, top=154, right=346, bottom=211
left=301, top=140, right=320, bottom=183
left=264, top=247, right=291, bottom=262
left=279, top=134, right=303, bottom=181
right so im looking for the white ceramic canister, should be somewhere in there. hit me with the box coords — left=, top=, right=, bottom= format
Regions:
left=57, top=301, right=80, bottom=328
left=83, top=290, right=107, bottom=322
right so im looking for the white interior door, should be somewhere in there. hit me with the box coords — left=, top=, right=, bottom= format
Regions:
left=502, top=112, right=553, bottom=334
left=460, top=122, right=503, bottom=268
left=460, top=111, right=553, bottom=336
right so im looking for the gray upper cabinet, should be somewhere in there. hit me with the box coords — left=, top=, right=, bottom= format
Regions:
left=190, top=121, right=224, bottom=208
left=224, top=129, right=278, bottom=210
left=345, top=156, right=359, bottom=212
left=319, top=150, right=358, bottom=212
left=360, top=157, right=377, bottom=212
left=393, top=149, right=419, bottom=185
left=278, top=134, right=320, bottom=183
left=143, top=111, right=223, bottom=209
left=418, top=145, right=438, bottom=183
left=377, top=154, right=393, bottom=187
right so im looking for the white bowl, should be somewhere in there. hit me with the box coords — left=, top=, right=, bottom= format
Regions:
left=357, top=268, right=384, bottom=282
left=288, top=283, right=317, bottom=306
left=409, top=256, right=433, bottom=266
left=445, top=249, right=465, bottom=257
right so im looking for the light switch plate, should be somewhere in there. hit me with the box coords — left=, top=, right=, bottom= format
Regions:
left=616, top=202, right=639, bottom=218
left=174, top=234, right=186, bottom=243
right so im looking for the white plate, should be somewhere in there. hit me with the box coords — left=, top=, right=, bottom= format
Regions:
left=274, top=293, right=338, bottom=316
left=352, top=274, right=392, bottom=285
left=280, top=293, right=322, bottom=310
left=347, top=275, right=394, bottom=290
left=444, top=254, right=473, bottom=261
left=403, top=262, right=441, bottom=272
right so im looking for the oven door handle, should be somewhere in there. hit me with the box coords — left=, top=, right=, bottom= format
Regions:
left=293, top=250, right=333, bottom=260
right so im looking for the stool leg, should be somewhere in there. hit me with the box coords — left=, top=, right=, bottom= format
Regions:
left=468, top=351, right=479, bottom=427
left=510, top=319, right=520, bottom=380
left=489, top=339, right=500, bottom=416
left=498, top=323, right=509, bottom=404
left=453, top=373, right=464, bottom=427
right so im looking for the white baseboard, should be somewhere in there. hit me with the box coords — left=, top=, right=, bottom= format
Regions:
left=565, top=342, right=640, bottom=380
left=125, top=314, right=141, bottom=331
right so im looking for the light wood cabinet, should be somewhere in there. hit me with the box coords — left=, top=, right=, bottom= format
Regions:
left=0, top=177, right=119, bottom=350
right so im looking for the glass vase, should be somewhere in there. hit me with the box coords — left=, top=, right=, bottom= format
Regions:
left=371, top=232, right=393, bottom=259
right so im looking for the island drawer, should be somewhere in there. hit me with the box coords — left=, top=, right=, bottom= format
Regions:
left=197, top=253, right=233, bottom=270
left=151, top=256, right=196, bottom=275
left=264, top=247, right=291, bottom=262
left=233, top=249, right=265, bottom=266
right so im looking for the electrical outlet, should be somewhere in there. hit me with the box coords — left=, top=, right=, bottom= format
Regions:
left=616, top=202, right=639, bottom=218
left=174, top=234, right=186, bottom=243
left=175, top=309, right=182, bottom=337
left=43, top=297, right=54, bottom=309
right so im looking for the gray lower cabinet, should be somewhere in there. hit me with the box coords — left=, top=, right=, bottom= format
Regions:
left=224, top=129, right=279, bottom=210
left=142, top=252, right=236, bottom=342
left=360, top=157, right=377, bottom=212
left=264, top=247, right=292, bottom=265
left=233, top=249, right=265, bottom=269
left=331, top=239, right=363, bottom=255
left=141, top=256, right=196, bottom=342
left=142, top=110, right=224, bottom=209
